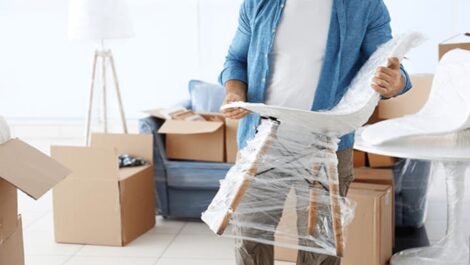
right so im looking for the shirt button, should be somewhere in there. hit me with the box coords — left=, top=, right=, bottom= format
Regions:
left=262, top=78, right=266, bottom=82
left=280, top=4, right=284, bottom=8
left=272, top=29, right=276, bottom=33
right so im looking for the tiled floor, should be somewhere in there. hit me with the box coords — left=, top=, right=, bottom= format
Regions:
left=8, top=120, right=470, bottom=264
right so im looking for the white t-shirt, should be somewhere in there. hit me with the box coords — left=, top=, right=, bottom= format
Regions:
left=265, top=0, right=333, bottom=110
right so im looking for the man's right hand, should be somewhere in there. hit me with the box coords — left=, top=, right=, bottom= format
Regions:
left=221, top=80, right=251, bottom=120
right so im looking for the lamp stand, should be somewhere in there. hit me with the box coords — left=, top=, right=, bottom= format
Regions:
left=84, top=49, right=128, bottom=145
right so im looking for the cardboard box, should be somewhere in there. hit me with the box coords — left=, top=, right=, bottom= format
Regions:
left=354, top=168, right=395, bottom=243
left=438, top=33, right=470, bottom=60
left=354, top=168, right=394, bottom=187
left=275, top=183, right=393, bottom=265
left=158, top=113, right=226, bottom=162
left=51, top=133, right=156, bottom=246
left=378, top=74, right=433, bottom=120
left=353, top=150, right=366, bottom=168
left=0, top=138, right=70, bottom=265
left=367, top=153, right=396, bottom=168
left=0, top=216, right=24, bottom=265
left=225, top=118, right=239, bottom=163
left=0, top=179, right=18, bottom=244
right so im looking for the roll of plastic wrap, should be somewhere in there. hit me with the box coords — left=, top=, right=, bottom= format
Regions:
left=0, top=116, right=11, bottom=144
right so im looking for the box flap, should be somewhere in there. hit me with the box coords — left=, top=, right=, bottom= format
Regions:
left=0, top=139, right=70, bottom=200
left=143, top=108, right=166, bottom=120
left=90, top=134, right=153, bottom=164
left=118, top=165, right=152, bottom=181
left=349, top=182, right=391, bottom=192
left=158, top=120, right=223, bottom=135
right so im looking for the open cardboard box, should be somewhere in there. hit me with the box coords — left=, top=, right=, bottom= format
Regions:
left=0, top=138, right=70, bottom=265
left=146, top=109, right=239, bottom=163
left=51, top=133, right=156, bottom=246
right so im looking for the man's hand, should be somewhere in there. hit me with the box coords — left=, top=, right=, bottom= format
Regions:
left=372, top=57, right=405, bottom=98
left=221, top=80, right=251, bottom=120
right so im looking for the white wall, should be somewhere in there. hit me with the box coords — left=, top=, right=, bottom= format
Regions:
left=0, top=0, right=467, bottom=119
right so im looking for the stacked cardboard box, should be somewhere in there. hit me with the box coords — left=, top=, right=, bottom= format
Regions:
left=275, top=169, right=394, bottom=265
left=0, top=139, right=70, bottom=264
left=146, top=109, right=239, bottom=163
left=51, top=133, right=156, bottom=246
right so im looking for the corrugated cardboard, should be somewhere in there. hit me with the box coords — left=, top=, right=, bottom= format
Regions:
left=367, top=153, right=396, bottom=168
left=0, top=138, right=70, bottom=199
left=438, top=33, right=470, bottom=60
left=354, top=168, right=395, bottom=243
left=158, top=114, right=225, bottom=162
left=0, top=216, right=24, bottom=265
left=225, top=118, right=239, bottom=163
left=0, top=179, right=18, bottom=244
left=343, top=183, right=393, bottom=265
left=378, top=74, right=433, bottom=120
left=0, top=125, right=68, bottom=265
left=51, top=134, right=156, bottom=246
left=275, top=183, right=393, bottom=265
left=353, top=150, right=366, bottom=168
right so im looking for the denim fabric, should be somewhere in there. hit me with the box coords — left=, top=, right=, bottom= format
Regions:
left=219, top=0, right=412, bottom=151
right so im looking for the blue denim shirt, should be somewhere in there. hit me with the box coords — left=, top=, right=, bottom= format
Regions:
left=219, top=0, right=412, bottom=151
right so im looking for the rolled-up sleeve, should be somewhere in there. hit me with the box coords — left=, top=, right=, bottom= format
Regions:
left=219, top=1, right=251, bottom=86
left=361, top=0, right=412, bottom=96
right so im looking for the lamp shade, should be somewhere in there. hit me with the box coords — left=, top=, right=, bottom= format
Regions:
left=68, top=0, right=134, bottom=41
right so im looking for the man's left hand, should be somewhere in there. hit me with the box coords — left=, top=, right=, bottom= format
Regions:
left=372, top=57, right=405, bottom=98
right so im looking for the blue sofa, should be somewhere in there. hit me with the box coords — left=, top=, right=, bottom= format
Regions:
left=139, top=80, right=232, bottom=218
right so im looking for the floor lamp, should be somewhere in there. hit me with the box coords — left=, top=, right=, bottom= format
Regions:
left=68, top=0, right=134, bottom=145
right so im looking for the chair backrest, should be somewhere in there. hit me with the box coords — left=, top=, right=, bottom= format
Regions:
left=362, top=49, right=470, bottom=145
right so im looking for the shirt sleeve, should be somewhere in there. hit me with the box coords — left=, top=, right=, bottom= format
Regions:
left=218, top=1, right=251, bottom=86
left=361, top=0, right=412, bottom=97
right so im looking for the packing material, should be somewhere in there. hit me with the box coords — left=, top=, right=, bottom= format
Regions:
left=51, top=133, right=155, bottom=246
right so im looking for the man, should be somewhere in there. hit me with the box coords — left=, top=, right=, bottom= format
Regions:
left=220, top=0, right=411, bottom=265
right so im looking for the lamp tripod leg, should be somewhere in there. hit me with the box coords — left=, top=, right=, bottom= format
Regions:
left=109, top=52, right=128, bottom=134
left=85, top=51, right=99, bottom=146
left=102, top=54, right=108, bottom=133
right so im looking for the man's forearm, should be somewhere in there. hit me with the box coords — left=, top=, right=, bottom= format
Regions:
left=225, top=80, right=247, bottom=97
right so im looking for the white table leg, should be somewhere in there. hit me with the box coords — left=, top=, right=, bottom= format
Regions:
left=391, top=162, right=469, bottom=265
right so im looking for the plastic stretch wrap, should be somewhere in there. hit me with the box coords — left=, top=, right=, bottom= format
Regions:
left=203, top=118, right=355, bottom=256
left=393, top=158, right=432, bottom=228
left=0, top=116, right=11, bottom=144
left=391, top=160, right=470, bottom=265
left=203, top=32, right=424, bottom=257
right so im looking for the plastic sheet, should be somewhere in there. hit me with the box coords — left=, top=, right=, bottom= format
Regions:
left=203, top=32, right=424, bottom=257
left=391, top=161, right=470, bottom=265
left=222, top=32, right=425, bottom=136
left=363, top=49, right=470, bottom=145
left=203, top=118, right=356, bottom=256
left=393, top=159, right=432, bottom=228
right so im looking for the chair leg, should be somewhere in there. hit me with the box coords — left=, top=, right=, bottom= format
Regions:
left=216, top=120, right=279, bottom=235
left=326, top=158, right=344, bottom=257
